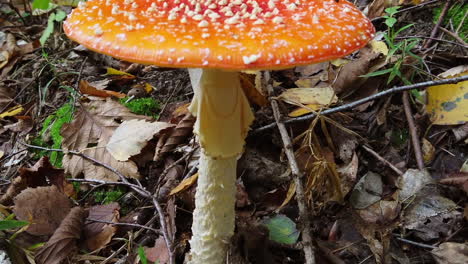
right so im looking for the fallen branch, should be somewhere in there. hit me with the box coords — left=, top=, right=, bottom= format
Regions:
left=252, top=75, right=468, bottom=134
left=402, top=92, right=425, bottom=170
left=264, top=71, right=316, bottom=264
left=20, top=142, right=175, bottom=264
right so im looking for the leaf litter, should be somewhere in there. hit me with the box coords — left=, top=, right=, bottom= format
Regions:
left=1, top=1, right=468, bottom=263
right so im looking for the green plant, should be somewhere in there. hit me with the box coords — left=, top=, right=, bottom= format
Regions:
left=40, top=9, right=67, bottom=45
left=31, top=103, right=74, bottom=167
left=119, top=97, right=160, bottom=118
left=363, top=7, right=423, bottom=86
left=93, top=187, right=125, bottom=204
left=433, top=3, right=467, bottom=42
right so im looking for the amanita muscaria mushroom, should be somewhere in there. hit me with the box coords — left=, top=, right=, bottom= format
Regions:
left=64, top=0, right=374, bottom=263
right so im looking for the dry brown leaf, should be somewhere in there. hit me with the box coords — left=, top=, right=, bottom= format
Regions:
left=84, top=203, right=120, bottom=251
left=13, top=186, right=72, bottom=236
left=432, top=242, right=468, bottom=264
left=278, top=87, right=337, bottom=106
left=61, top=99, right=151, bottom=181
left=0, top=84, right=14, bottom=111
left=239, top=72, right=268, bottom=107
left=79, top=80, right=126, bottom=99
left=144, top=237, right=170, bottom=264
left=35, top=207, right=87, bottom=264
left=0, top=157, right=61, bottom=205
left=154, top=113, right=195, bottom=161
left=107, top=119, right=173, bottom=161
left=329, top=46, right=381, bottom=94
left=170, top=173, right=198, bottom=196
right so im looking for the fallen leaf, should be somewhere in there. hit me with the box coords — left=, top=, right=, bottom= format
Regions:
left=288, top=104, right=322, bottom=117
left=61, top=99, right=151, bottom=181
left=277, top=87, right=337, bottom=106
left=329, top=46, right=382, bottom=94
left=432, top=242, right=468, bottom=264
left=106, top=119, right=173, bottom=161
left=13, top=186, right=72, bottom=236
left=0, top=157, right=62, bottom=205
left=426, top=66, right=468, bottom=125
left=79, top=80, right=126, bottom=99
left=0, top=84, right=14, bottom=111
left=154, top=113, right=195, bottom=161
left=350, top=171, right=383, bottom=209
left=35, top=207, right=87, bottom=264
left=0, top=105, right=23, bottom=119
left=397, top=169, right=434, bottom=201
left=337, top=152, right=359, bottom=196
left=276, top=181, right=296, bottom=212
left=106, top=67, right=135, bottom=77
left=169, top=173, right=198, bottom=195
left=84, top=203, right=120, bottom=251
left=422, top=138, right=436, bottom=164
left=144, top=237, right=170, bottom=264
left=262, top=214, right=299, bottom=245
left=403, top=186, right=461, bottom=241
left=239, top=72, right=268, bottom=107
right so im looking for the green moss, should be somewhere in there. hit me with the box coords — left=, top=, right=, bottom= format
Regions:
left=433, top=3, right=467, bottom=42
left=119, top=97, right=160, bottom=118
left=93, top=187, right=125, bottom=204
left=32, top=103, right=73, bottom=167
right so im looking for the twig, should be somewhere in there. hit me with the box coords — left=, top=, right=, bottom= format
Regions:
left=87, top=218, right=163, bottom=235
left=438, top=27, right=468, bottom=46
left=252, top=75, right=468, bottom=134
left=394, top=237, right=436, bottom=249
left=101, top=215, right=158, bottom=264
left=263, top=71, right=316, bottom=264
left=402, top=92, right=424, bottom=170
left=423, top=0, right=452, bottom=49
left=361, top=145, right=403, bottom=176
left=395, top=35, right=467, bottom=48
left=20, top=142, right=176, bottom=264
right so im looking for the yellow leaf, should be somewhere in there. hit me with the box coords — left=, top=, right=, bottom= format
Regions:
left=331, top=58, right=350, bottom=67
left=144, top=83, right=154, bottom=93
left=288, top=104, right=321, bottom=117
left=278, top=87, right=337, bottom=106
left=422, top=138, right=435, bottom=164
left=106, top=67, right=135, bottom=77
left=276, top=181, right=296, bottom=212
left=0, top=105, right=23, bottom=119
left=426, top=66, right=468, bottom=125
left=370, top=40, right=389, bottom=56
left=170, top=173, right=198, bottom=195
left=239, top=72, right=268, bottom=107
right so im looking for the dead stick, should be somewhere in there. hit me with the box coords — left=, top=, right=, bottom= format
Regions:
left=402, top=92, right=424, bottom=170
left=264, top=71, right=316, bottom=264
left=252, top=75, right=468, bottom=134
left=438, top=27, right=468, bottom=46
left=362, top=145, right=403, bottom=176
left=423, top=0, right=452, bottom=49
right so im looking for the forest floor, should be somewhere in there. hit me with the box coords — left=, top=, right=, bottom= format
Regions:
left=0, top=0, right=467, bottom=264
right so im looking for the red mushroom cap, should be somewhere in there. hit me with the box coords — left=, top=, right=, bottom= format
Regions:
left=64, top=0, right=375, bottom=70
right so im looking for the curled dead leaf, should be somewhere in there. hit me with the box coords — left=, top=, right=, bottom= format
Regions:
left=35, top=207, right=87, bottom=264
left=13, top=186, right=72, bottom=236
left=84, top=202, right=120, bottom=251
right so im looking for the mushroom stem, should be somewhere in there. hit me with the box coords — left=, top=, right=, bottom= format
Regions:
left=188, top=69, right=254, bottom=263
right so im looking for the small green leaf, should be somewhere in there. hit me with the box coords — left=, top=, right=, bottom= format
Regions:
left=40, top=13, right=56, bottom=45
left=385, top=6, right=401, bottom=16
left=138, top=246, right=148, bottom=264
left=54, top=10, right=67, bottom=22
left=0, top=220, right=29, bottom=231
left=262, top=214, right=299, bottom=245
left=32, top=0, right=50, bottom=10
left=361, top=68, right=393, bottom=78
left=385, top=17, right=397, bottom=28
